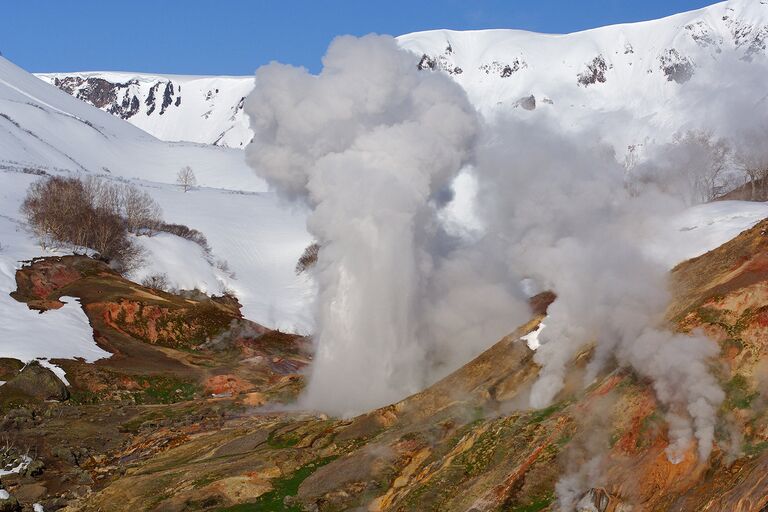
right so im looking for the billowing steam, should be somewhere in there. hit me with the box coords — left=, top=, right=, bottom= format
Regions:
left=245, top=36, right=736, bottom=468
left=471, top=118, right=724, bottom=463
left=244, top=35, right=528, bottom=416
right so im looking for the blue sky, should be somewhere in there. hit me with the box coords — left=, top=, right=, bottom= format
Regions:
left=2, top=1, right=717, bottom=75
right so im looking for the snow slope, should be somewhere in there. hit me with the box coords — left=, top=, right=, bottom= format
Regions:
left=397, top=0, right=768, bottom=153
left=0, top=208, right=110, bottom=382
left=0, top=55, right=313, bottom=342
left=40, top=0, right=768, bottom=156
left=36, top=72, right=254, bottom=148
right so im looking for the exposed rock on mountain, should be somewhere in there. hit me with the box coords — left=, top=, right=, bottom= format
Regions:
left=40, top=1, right=768, bottom=156
left=37, top=72, right=254, bottom=147
left=3, top=361, right=69, bottom=402
left=16, top=219, right=766, bottom=511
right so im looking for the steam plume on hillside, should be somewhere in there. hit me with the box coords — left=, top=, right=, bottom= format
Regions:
left=245, top=37, right=729, bottom=461
left=245, top=35, right=529, bottom=415
left=472, top=119, right=724, bottom=462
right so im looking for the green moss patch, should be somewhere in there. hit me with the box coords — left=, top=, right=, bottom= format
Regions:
left=216, top=456, right=337, bottom=511
left=723, top=374, right=758, bottom=410
left=133, top=375, right=200, bottom=404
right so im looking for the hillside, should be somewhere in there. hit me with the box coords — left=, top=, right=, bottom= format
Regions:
left=0, top=55, right=313, bottom=336
left=0, top=219, right=765, bottom=510
left=2, top=2, right=768, bottom=510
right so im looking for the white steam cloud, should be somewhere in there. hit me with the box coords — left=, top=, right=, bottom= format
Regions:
left=244, top=35, right=742, bottom=467
left=470, top=118, right=724, bottom=462
left=245, top=35, right=527, bottom=416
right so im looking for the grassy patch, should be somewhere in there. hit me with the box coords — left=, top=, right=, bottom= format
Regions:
left=527, top=402, right=565, bottom=425
left=216, top=456, right=337, bottom=511
left=724, top=374, right=758, bottom=410
left=132, top=375, right=200, bottom=405
left=509, top=493, right=555, bottom=512
left=266, top=428, right=302, bottom=449
left=744, top=440, right=768, bottom=457
left=68, top=389, right=100, bottom=405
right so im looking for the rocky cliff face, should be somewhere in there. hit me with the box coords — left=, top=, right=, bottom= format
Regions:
left=37, top=73, right=254, bottom=148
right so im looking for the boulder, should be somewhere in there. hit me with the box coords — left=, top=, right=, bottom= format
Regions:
left=0, top=359, right=24, bottom=382
left=0, top=489, right=20, bottom=512
left=4, top=361, right=69, bottom=401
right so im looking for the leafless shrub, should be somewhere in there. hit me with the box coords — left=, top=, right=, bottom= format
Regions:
left=631, top=130, right=730, bottom=204
left=121, top=183, right=163, bottom=234
left=20, top=175, right=151, bottom=273
left=733, top=130, right=768, bottom=201
left=156, top=222, right=211, bottom=254
left=141, top=273, right=169, bottom=291
left=295, top=242, right=320, bottom=274
left=215, top=258, right=235, bottom=278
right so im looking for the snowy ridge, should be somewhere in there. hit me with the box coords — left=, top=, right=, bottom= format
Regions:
left=36, top=71, right=254, bottom=148
left=38, top=0, right=768, bottom=155
left=397, top=0, right=768, bottom=151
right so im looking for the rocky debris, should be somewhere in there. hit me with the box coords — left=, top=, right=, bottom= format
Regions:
left=100, top=297, right=235, bottom=349
left=20, top=459, right=45, bottom=478
left=658, top=49, right=695, bottom=83
left=51, top=76, right=143, bottom=121
left=0, top=448, right=31, bottom=476
left=160, top=82, right=174, bottom=115
left=479, top=58, right=527, bottom=78
left=725, top=16, right=768, bottom=60
left=576, top=488, right=630, bottom=511
left=514, top=95, right=536, bottom=111
left=685, top=20, right=722, bottom=50
left=577, top=55, right=609, bottom=87
left=417, top=45, right=463, bottom=75
left=88, top=79, right=178, bottom=118
left=52, top=446, right=90, bottom=467
left=4, top=362, right=68, bottom=402
left=0, top=407, right=40, bottom=430
left=0, top=489, right=20, bottom=512
left=110, top=91, right=140, bottom=119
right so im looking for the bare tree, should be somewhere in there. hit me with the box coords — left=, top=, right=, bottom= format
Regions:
left=177, top=166, right=197, bottom=192
left=295, top=242, right=320, bottom=274
left=675, top=130, right=729, bottom=203
left=733, top=129, right=768, bottom=201
left=121, top=184, right=163, bottom=234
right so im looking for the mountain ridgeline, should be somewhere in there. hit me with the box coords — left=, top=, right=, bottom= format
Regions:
left=39, top=0, right=768, bottom=155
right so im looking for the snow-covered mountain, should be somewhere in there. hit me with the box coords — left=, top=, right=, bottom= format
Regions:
left=0, top=55, right=312, bottom=340
left=38, top=0, right=768, bottom=154
left=3, top=0, right=768, bottom=373
left=36, top=72, right=253, bottom=148
left=398, top=0, right=768, bottom=152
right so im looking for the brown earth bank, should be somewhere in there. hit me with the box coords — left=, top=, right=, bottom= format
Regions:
left=0, top=255, right=311, bottom=511
left=2, top=215, right=768, bottom=511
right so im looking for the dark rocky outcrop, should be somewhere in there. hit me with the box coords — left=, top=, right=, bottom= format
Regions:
left=577, top=55, right=609, bottom=86
left=0, top=358, right=23, bottom=382
left=4, top=361, right=69, bottom=401
left=659, top=49, right=695, bottom=83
